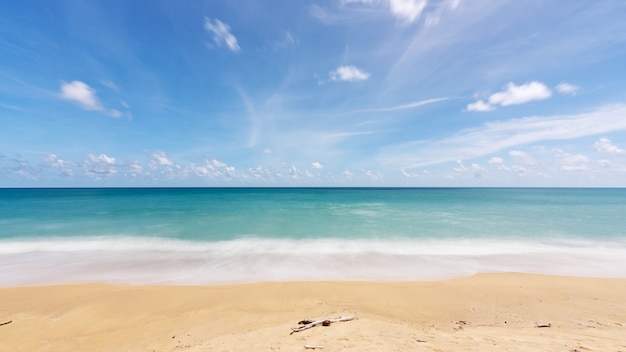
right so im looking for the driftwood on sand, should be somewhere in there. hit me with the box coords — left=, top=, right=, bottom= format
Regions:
left=290, top=316, right=357, bottom=334
left=0, top=321, right=12, bottom=327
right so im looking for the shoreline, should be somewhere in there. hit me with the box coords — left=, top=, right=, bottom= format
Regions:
left=2, top=273, right=625, bottom=351
left=4, top=236, right=626, bottom=286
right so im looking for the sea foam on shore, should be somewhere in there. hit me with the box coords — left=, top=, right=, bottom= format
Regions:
left=3, top=236, right=626, bottom=286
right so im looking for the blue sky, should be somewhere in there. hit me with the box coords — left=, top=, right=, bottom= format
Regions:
left=2, top=0, right=626, bottom=187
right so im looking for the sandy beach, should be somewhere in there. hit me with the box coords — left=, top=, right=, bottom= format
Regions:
left=1, top=273, right=625, bottom=351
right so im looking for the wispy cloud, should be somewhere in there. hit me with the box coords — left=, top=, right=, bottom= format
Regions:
left=467, top=81, right=552, bottom=112
left=309, top=4, right=337, bottom=24
left=59, top=81, right=124, bottom=118
left=380, top=104, right=626, bottom=168
left=329, top=65, right=370, bottom=82
left=273, top=31, right=297, bottom=49
left=346, top=97, right=447, bottom=113
left=100, top=80, right=118, bottom=90
left=555, top=82, right=580, bottom=95
left=0, top=102, right=26, bottom=111
left=424, top=0, right=461, bottom=27
left=204, top=17, right=240, bottom=52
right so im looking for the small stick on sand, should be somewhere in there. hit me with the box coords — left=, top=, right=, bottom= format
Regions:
left=0, top=321, right=12, bottom=327
left=291, top=316, right=356, bottom=334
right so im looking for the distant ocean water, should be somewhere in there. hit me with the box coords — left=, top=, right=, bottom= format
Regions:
left=1, top=188, right=626, bottom=286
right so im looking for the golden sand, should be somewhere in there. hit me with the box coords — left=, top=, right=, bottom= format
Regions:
left=1, top=273, right=625, bottom=351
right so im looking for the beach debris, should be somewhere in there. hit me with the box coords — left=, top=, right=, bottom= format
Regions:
left=290, top=316, right=357, bottom=334
left=453, top=320, right=470, bottom=330
left=304, top=345, right=325, bottom=349
left=0, top=320, right=12, bottom=327
left=535, top=323, right=552, bottom=328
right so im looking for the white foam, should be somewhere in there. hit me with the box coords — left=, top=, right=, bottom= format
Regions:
left=2, top=236, right=626, bottom=286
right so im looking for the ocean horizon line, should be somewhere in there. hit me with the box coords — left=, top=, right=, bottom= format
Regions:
left=3, top=186, right=626, bottom=190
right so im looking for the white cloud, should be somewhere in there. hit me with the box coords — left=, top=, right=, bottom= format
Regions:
left=453, top=160, right=467, bottom=172
left=330, top=65, right=370, bottom=82
left=43, top=154, right=74, bottom=176
left=312, top=162, right=324, bottom=169
left=188, top=162, right=214, bottom=177
left=390, top=0, right=427, bottom=23
left=83, top=153, right=117, bottom=179
left=151, top=151, right=174, bottom=166
left=553, top=149, right=590, bottom=172
left=342, top=0, right=427, bottom=24
left=59, top=80, right=124, bottom=117
left=60, top=81, right=103, bottom=111
left=466, top=100, right=494, bottom=112
left=454, top=160, right=487, bottom=178
left=555, top=82, right=580, bottom=95
left=593, top=137, right=625, bottom=155
left=509, top=150, right=537, bottom=166
left=246, top=166, right=270, bottom=181
left=13, top=157, right=40, bottom=180
left=364, top=170, right=383, bottom=181
left=94, top=153, right=114, bottom=164
left=379, top=104, right=626, bottom=168
left=401, top=169, right=415, bottom=178
left=148, top=151, right=181, bottom=179
left=508, top=165, right=532, bottom=176
left=488, top=157, right=503, bottom=164
left=186, top=158, right=236, bottom=180
left=211, top=159, right=228, bottom=168
left=125, top=161, right=143, bottom=177
left=467, top=81, right=552, bottom=112
left=204, top=17, right=240, bottom=52
left=489, top=81, right=552, bottom=106
left=508, top=150, right=527, bottom=158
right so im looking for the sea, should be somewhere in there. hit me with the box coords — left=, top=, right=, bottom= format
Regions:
left=1, top=187, right=626, bottom=286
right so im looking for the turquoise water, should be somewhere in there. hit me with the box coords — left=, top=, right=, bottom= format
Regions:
left=1, top=188, right=626, bottom=285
